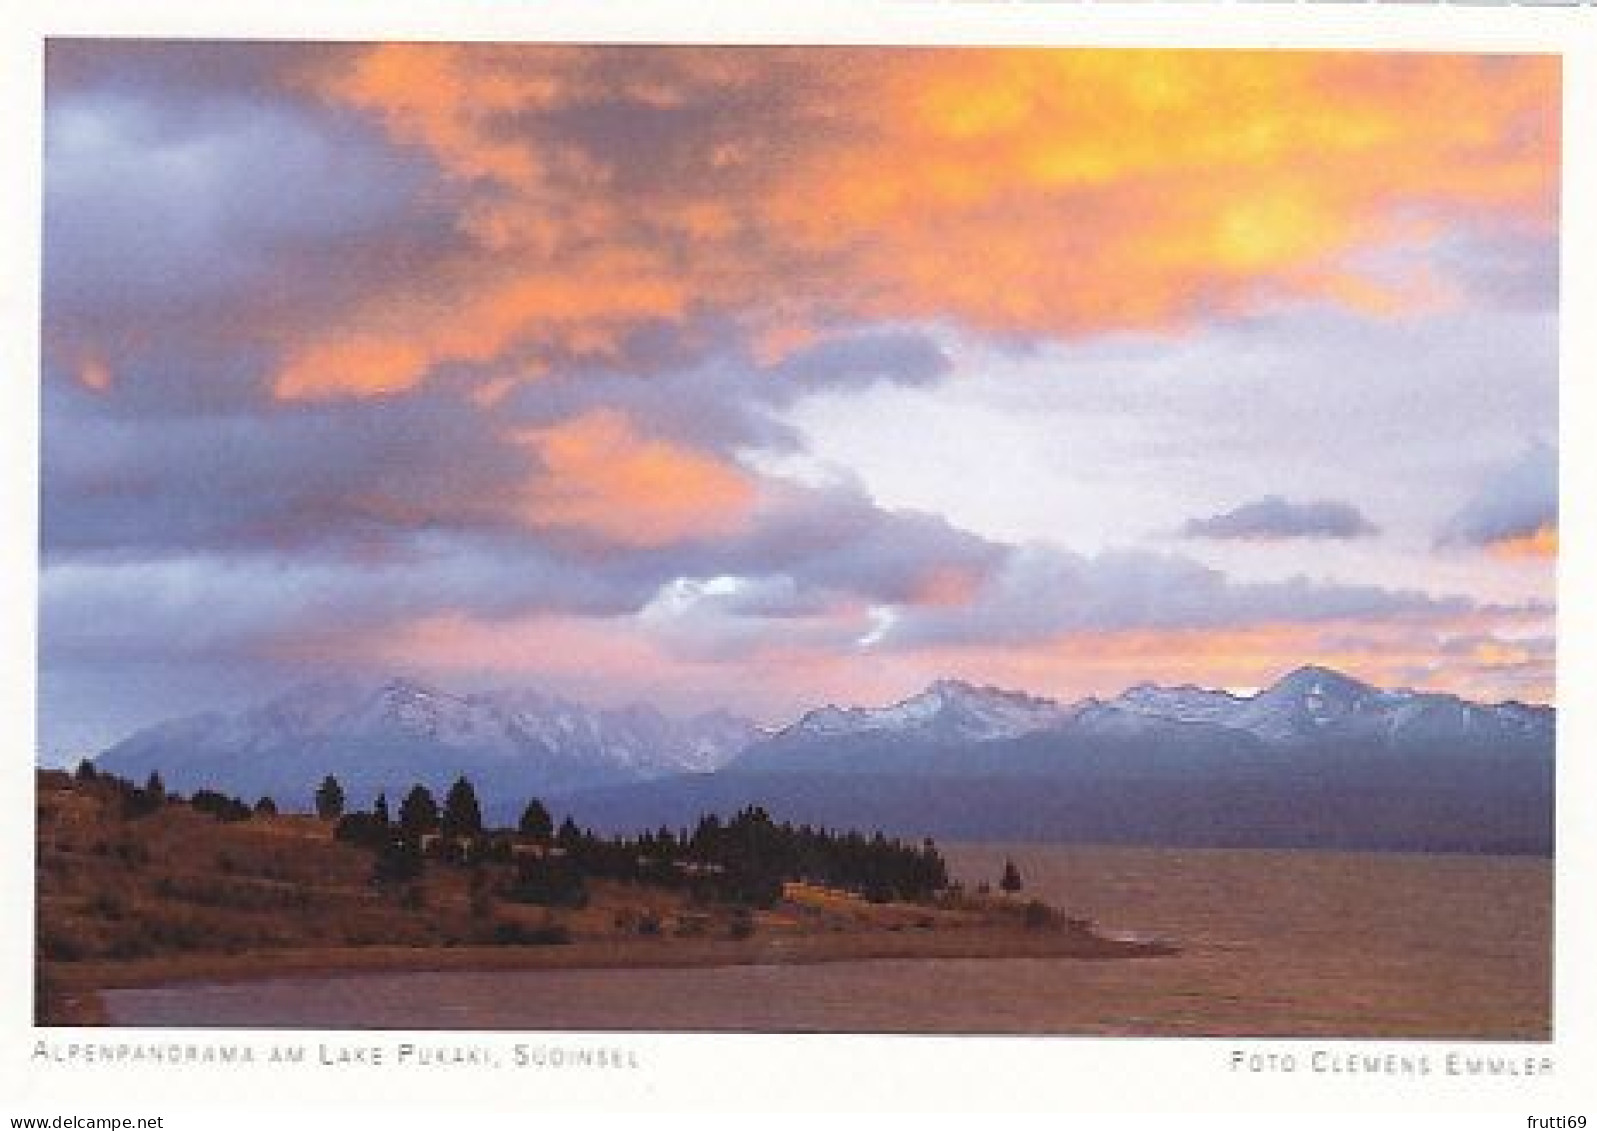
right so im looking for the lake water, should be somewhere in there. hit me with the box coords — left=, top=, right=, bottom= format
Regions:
left=102, top=845, right=1551, bottom=1037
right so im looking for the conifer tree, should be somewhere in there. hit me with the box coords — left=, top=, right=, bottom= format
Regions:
left=371, top=833, right=423, bottom=885
left=441, top=775, right=484, bottom=839
left=314, top=774, right=346, bottom=820
left=398, top=784, right=440, bottom=839
left=518, top=798, right=554, bottom=841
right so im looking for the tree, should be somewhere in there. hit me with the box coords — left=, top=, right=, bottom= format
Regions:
left=507, top=854, right=588, bottom=909
left=371, top=834, right=423, bottom=886
left=335, top=811, right=388, bottom=849
left=191, top=789, right=251, bottom=822
left=518, top=798, right=553, bottom=841
left=74, top=758, right=97, bottom=783
left=398, top=784, right=440, bottom=839
left=144, top=771, right=166, bottom=804
left=314, top=774, right=346, bottom=821
left=441, top=775, right=484, bottom=839
left=254, top=796, right=278, bottom=817
left=999, top=858, right=1023, bottom=896
left=556, top=816, right=582, bottom=849
left=1022, top=899, right=1055, bottom=930
left=373, top=792, right=391, bottom=828
left=119, top=778, right=162, bottom=820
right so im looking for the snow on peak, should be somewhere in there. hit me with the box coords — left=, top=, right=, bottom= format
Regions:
left=795, top=680, right=1066, bottom=742
left=141, top=676, right=763, bottom=779
left=1268, top=665, right=1374, bottom=701
left=1110, top=682, right=1241, bottom=725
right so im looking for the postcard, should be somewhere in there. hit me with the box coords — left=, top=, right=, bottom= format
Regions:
left=4, top=0, right=1593, bottom=1121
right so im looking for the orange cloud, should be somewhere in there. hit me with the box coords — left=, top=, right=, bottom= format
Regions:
left=1488, top=524, right=1558, bottom=560
left=518, top=408, right=757, bottom=547
left=318, top=43, right=561, bottom=191
left=288, top=601, right=1553, bottom=726
left=773, top=50, right=1557, bottom=335
left=276, top=336, right=431, bottom=400
left=76, top=353, right=113, bottom=393
left=274, top=258, right=688, bottom=400
left=294, top=608, right=895, bottom=724
left=887, top=614, right=1554, bottom=707
left=278, top=46, right=1557, bottom=396
left=909, top=565, right=986, bottom=608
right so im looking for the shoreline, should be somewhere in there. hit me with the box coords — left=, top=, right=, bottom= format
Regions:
left=44, top=927, right=1177, bottom=1026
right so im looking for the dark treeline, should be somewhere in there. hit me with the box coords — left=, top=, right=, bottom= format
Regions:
left=61, top=762, right=951, bottom=910
left=71, top=760, right=275, bottom=825
left=550, top=805, right=950, bottom=907
left=328, top=773, right=950, bottom=909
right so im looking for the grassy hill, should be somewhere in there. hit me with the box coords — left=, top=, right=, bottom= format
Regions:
left=36, top=769, right=1162, bottom=1026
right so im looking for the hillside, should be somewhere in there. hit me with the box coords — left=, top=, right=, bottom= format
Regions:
left=35, top=769, right=1165, bottom=1025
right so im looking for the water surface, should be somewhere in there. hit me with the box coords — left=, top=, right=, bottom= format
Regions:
left=103, top=845, right=1551, bottom=1037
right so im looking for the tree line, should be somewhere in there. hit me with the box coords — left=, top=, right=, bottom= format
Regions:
left=71, top=760, right=277, bottom=823
left=319, top=772, right=951, bottom=909
left=63, top=762, right=984, bottom=909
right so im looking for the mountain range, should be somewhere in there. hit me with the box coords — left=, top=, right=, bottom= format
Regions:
left=89, top=666, right=1554, bottom=852
left=93, top=676, right=761, bottom=813
left=732, top=665, right=1551, bottom=775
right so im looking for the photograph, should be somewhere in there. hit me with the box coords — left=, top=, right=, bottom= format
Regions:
left=8, top=3, right=1593, bottom=1121
left=32, top=36, right=1559, bottom=1039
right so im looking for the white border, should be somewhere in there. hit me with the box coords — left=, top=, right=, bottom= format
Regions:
left=3, top=1, right=1593, bottom=1118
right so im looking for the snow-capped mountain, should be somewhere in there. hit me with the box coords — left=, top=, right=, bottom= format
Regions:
left=531, top=665, right=1548, bottom=854
left=792, top=679, right=1071, bottom=743
left=1119, top=664, right=1555, bottom=752
left=1107, top=682, right=1245, bottom=726
left=1222, top=665, right=1391, bottom=744
left=562, top=665, right=1553, bottom=854
left=94, top=677, right=764, bottom=817
left=728, top=665, right=1554, bottom=775
left=90, top=665, right=1554, bottom=845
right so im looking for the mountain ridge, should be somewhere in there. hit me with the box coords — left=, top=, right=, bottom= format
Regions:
left=93, top=675, right=767, bottom=811
left=88, top=665, right=1554, bottom=842
left=730, top=664, right=1552, bottom=775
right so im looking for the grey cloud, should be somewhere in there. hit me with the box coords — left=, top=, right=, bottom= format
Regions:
left=43, top=330, right=983, bottom=625
left=677, top=575, right=837, bottom=621
left=882, top=545, right=1469, bottom=649
left=44, top=54, right=465, bottom=388
left=499, top=323, right=954, bottom=458
left=623, top=486, right=1008, bottom=664
left=42, top=383, right=537, bottom=560
left=512, top=476, right=1008, bottom=613
left=487, top=46, right=859, bottom=219
left=1438, top=441, right=1557, bottom=548
left=41, top=419, right=1008, bottom=669
left=705, top=482, right=1007, bottom=606
left=1438, top=632, right=1555, bottom=661
left=40, top=532, right=654, bottom=669
left=45, top=40, right=352, bottom=105
left=1182, top=496, right=1379, bottom=541
left=768, top=331, right=952, bottom=397
left=1433, top=229, right=1559, bottom=314
left=638, top=576, right=868, bottom=663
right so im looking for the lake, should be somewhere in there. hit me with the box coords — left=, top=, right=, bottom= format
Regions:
left=101, top=844, right=1551, bottom=1037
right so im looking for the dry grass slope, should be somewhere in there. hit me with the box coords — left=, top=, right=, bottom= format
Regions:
left=36, top=771, right=1164, bottom=1025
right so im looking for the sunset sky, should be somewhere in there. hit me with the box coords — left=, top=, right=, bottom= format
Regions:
left=39, top=42, right=1559, bottom=756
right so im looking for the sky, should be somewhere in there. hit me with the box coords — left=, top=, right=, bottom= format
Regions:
left=38, top=42, right=1560, bottom=757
